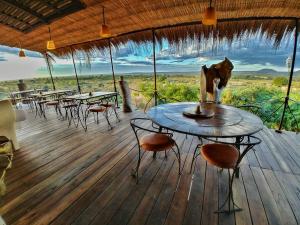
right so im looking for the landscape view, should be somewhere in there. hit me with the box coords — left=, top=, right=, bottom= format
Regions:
left=0, top=36, right=299, bottom=132
left=0, top=70, right=299, bottom=131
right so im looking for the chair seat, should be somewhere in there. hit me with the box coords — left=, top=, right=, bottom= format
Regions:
left=140, top=133, right=175, bottom=151
left=101, top=103, right=114, bottom=107
left=62, top=104, right=78, bottom=108
left=46, top=101, right=59, bottom=106
left=62, top=99, right=74, bottom=103
left=89, top=106, right=106, bottom=112
left=201, top=143, right=239, bottom=169
left=86, top=101, right=101, bottom=105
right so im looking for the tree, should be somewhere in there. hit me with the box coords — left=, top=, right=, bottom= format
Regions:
left=273, top=77, right=288, bottom=86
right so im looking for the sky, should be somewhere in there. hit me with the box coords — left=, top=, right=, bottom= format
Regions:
left=0, top=33, right=299, bottom=81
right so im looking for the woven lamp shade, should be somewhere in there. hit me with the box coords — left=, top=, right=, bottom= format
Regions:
left=202, top=7, right=217, bottom=26
left=100, top=24, right=111, bottom=38
left=18, top=49, right=25, bottom=57
left=47, top=40, right=56, bottom=50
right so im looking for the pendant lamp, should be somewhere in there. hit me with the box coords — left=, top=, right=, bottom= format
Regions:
left=100, top=6, right=111, bottom=38
left=47, top=26, right=56, bottom=50
left=202, top=0, right=217, bottom=26
left=18, top=42, right=25, bottom=57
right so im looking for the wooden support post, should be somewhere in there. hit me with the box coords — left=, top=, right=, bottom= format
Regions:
left=45, top=53, right=56, bottom=90
left=152, top=29, right=158, bottom=106
left=71, top=50, right=81, bottom=94
left=109, top=40, right=119, bottom=107
left=277, top=18, right=298, bottom=132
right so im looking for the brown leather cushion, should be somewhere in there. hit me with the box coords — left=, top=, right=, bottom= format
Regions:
left=46, top=101, right=59, bottom=106
left=101, top=103, right=114, bottom=107
left=201, top=143, right=239, bottom=169
left=62, top=104, right=78, bottom=108
left=140, top=133, right=175, bottom=151
left=89, top=106, right=106, bottom=112
left=87, top=101, right=101, bottom=105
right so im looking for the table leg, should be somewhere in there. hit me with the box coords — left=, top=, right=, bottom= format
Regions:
left=153, top=126, right=163, bottom=159
left=235, top=136, right=242, bottom=178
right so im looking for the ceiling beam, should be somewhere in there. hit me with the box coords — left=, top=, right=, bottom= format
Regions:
left=0, top=11, right=32, bottom=28
left=0, top=0, right=48, bottom=24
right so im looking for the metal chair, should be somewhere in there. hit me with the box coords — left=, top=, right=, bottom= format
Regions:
left=88, top=105, right=112, bottom=129
left=130, top=118, right=181, bottom=184
left=191, top=135, right=261, bottom=213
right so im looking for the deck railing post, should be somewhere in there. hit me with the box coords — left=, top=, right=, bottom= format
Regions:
left=109, top=40, right=119, bottom=107
left=71, top=50, right=81, bottom=94
left=277, top=18, right=298, bottom=132
left=152, top=29, right=158, bottom=106
left=45, top=53, right=56, bottom=90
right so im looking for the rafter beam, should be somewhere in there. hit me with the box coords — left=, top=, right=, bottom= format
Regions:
left=0, top=0, right=48, bottom=24
left=0, top=11, right=32, bottom=28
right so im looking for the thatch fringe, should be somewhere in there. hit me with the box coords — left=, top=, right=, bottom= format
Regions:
left=51, top=19, right=296, bottom=59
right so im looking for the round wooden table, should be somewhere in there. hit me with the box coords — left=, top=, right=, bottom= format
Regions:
left=147, top=102, right=263, bottom=138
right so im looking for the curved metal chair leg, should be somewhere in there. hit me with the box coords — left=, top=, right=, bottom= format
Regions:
left=132, top=147, right=142, bottom=184
left=174, top=142, right=181, bottom=175
left=215, top=169, right=242, bottom=214
left=190, top=144, right=199, bottom=173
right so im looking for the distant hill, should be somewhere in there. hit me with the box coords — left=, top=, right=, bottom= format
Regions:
left=234, top=69, right=300, bottom=77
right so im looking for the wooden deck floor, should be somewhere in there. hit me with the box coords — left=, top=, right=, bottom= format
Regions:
left=1, top=108, right=300, bottom=225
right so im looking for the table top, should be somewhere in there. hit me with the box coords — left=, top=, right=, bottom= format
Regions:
left=30, top=90, right=72, bottom=97
left=65, top=91, right=117, bottom=101
left=147, top=102, right=264, bottom=138
left=11, top=90, right=35, bottom=95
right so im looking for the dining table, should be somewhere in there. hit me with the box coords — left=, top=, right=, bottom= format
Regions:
left=147, top=102, right=264, bottom=176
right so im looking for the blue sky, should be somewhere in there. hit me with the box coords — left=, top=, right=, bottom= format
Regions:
left=0, top=34, right=299, bottom=81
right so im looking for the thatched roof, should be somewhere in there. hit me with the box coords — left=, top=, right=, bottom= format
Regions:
left=0, top=0, right=299, bottom=56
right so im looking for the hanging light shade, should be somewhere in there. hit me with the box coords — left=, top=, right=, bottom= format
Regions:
left=46, top=26, right=56, bottom=50
left=19, top=49, right=25, bottom=57
left=100, top=6, right=111, bottom=38
left=47, top=40, right=56, bottom=50
left=202, top=0, right=217, bottom=26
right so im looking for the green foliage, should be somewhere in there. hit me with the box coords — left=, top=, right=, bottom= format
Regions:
left=0, top=74, right=299, bottom=132
left=273, top=77, right=288, bottom=86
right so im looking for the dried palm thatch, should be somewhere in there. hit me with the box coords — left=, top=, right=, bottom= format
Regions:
left=0, top=0, right=299, bottom=57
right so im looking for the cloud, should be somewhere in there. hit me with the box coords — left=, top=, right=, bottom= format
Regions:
left=0, top=56, right=6, bottom=61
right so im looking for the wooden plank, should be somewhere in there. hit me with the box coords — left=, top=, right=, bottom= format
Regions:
left=262, top=169, right=298, bottom=225
left=218, top=170, right=235, bottom=225
left=163, top=136, right=196, bottom=225
left=274, top=171, right=300, bottom=223
left=182, top=157, right=206, bottom=225
left=200, top=165, right=218, bottom=225
left=240, top=165, right=269, bottom=225
left=50, top=143, right=140, bottom=225
left=251, top=167, right=283, bottom=225
left=88, top=152, right=163, bottom=225
left=233, top=166, right=253, bottom=225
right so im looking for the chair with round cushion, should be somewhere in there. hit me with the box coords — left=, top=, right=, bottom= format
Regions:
left=130, top=118, right=181, bottom=183
left=88, top=106, right=112, bottom=129
left=62, top=103, right=78, bottom=127
left=100, top=102, right=120, bottom=123
left=46, top=100, right=62, bottom=118
left=192, top=136, right=261, bottom=213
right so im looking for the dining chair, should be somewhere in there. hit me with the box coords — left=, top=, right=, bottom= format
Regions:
left=130, top=118, right=181, bottom=184
left=88, top=105, right=112, bottom=129
left=100, top=99, right=120, bottom=122
left=191, top=135, right=261, bottom=213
